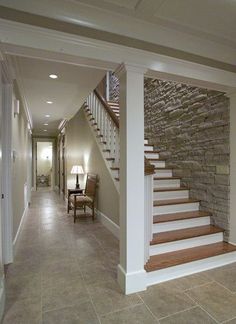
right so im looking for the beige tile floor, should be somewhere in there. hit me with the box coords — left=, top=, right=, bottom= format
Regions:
left=3, top=189, right=236, bottom=323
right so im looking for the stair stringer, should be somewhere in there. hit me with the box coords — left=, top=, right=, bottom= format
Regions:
left=83, top=106, right=120, bottom=193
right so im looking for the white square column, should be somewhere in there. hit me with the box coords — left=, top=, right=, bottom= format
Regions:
left=229, top=93, right=236, bottom=244
left=116, top=63, right=147, bottom=294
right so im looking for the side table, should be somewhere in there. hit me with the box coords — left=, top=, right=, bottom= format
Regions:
left=67, top=188, right=83, bottom=213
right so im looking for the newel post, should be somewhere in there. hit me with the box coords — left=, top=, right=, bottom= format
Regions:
left=115, top=63, right=147, bottom=294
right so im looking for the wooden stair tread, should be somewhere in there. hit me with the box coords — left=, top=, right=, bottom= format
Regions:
left=155, top=168, right=172, bottom=170
left=153, top=211, right=212, bottom=224
left=145, top=150, right=160, bottom=154
left=149, top=158, right=163, bottom=161
left=115, top=177, right=119, bottom=181
left=106, top=158, right=115, bottom=161
left=154, top=198, right=199, bottom=207
left=154, top=187, right=188, bottom=192
left=145, top=144, right=153, bottom=146
left=145, top=242, right=236, bottom=271
left=154, top=176, right=180, bottom=180
left=111, top=167, right=119, bottom=170
left=151, top=225, right=223, bottom=245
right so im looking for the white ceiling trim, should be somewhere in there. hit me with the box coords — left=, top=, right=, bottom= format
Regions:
left=0, top=0, right=235, bottom=65
left=0, top=18, right=236, bottom=94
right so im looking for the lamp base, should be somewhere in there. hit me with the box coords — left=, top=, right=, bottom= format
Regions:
left=75, top=174, right=80, bottom=189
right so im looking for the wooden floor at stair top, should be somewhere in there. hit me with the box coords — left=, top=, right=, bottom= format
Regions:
left=151, top=225, right=223, bottom=245
left=145, top=242, right=236, bottom=271
left=153, top=211, right=212, bottom=224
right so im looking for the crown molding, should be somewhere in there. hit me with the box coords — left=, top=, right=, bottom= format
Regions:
left=0, top=2, right=236, bottom=67
left=0, top=18, right=236, bottom=94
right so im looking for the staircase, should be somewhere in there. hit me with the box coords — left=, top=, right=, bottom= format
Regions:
left=85, top=86, right=236, bottom=288
left=144, top=139, right=236, bottom=286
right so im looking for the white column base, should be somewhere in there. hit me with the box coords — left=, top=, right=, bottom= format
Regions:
left=117, top=264, right=147, bottom=295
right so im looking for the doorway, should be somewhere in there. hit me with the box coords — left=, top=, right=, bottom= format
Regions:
left=33, top=138, right=56, bottom=191
left=36, top=142, right=53, bottom=189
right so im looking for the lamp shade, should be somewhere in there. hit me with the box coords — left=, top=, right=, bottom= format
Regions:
left=71, top=165, right=84, bottom=175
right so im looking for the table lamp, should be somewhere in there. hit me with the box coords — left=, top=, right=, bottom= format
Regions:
left=71, top=165, right=84, bottom=189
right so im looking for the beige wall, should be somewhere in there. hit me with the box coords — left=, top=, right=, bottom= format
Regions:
left=12, top=83, right=32, bottom=239
left=65, top=108, right=119, bottom=225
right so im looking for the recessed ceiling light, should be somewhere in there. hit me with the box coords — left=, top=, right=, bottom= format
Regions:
left=45, top=115, right=50, bottom=118
left=44, top=123, right=48, bottom=126
left=43, top=129, right=47, bottom=132
left=49, top=74, right=58, bottom=79
left=46, top=101, right=53, bottom=104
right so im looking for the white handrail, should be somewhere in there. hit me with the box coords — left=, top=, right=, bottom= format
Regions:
left=86, top=91, right=120, bottom=167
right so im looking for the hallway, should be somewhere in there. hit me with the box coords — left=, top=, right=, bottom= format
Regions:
left=3, top=190, right=236, bottom=323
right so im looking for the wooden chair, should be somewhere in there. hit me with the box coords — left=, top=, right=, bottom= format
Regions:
left=68, top=173, right=98, bottom=223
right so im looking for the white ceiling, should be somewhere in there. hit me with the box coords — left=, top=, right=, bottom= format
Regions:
left=72, top=0, right=236, bottom=46
left=10, top=55, right=106, bottom=136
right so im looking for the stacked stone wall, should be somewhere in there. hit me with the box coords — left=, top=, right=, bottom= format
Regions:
left=144, top=79, right=230, bottom=237
left=109, top=72, right=119, bottom=103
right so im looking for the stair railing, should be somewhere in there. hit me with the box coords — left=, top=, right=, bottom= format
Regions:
left=86, top=84, right=155, bottom=265
left=86, top=89, right=120, bottom=166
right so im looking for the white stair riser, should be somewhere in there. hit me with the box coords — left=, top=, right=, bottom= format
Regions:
left=153, top=216, right=211, bottom=233
left=153, top=190, right=189, bottom=200
left=145, top=153, right=159, bottom=159
left=154, top=169, right=172, bottom=178
left=154, top=178, right=180, bottom=188
left=151, top=161, right=166, bottom=168
left=102, top=152, right=111, bottom=159
left=150, top=160, right=167, bottom=168
left=144, top=139, right=148, bottom=145
left=150, top=232, right=223, bottom=256
left=154, top=202, right=199, bottom=215
left=111, top=170, right=119, bottom=178
left=145, top=145, right=153, bottom=151
left=147, top=251, right=236, bottom=286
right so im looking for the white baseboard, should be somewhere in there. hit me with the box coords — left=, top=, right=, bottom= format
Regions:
left=96, top=209, right=120, bottom=240
left=117, top=264, right=147, bottom=294
left=13, top=206, right=28, bottom=256
left=0, top=277, right=5, bottom=322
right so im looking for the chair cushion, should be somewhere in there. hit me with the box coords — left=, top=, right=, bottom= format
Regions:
left=69, top=194, right=93, bottom=207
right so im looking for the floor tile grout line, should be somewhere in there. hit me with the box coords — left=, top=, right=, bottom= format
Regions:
left=157, top=305, right=198, bottom=321
left=79, top=259, right=102, bottom=324
left=182, top=279, right=215, bottom=293
left=211, top=279, right=236, bottom=295
left=184, top=290, right=220, bottom=324
left=97, top=303, right=148, bottom=320
left=221, top=314, right=236, bottom=323
left=138, top=293, right=160, bottom=322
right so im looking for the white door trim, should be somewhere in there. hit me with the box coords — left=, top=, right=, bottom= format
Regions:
left=32, top=137, right=56, bottom=191
left=1, top=61, right=13, bottom=265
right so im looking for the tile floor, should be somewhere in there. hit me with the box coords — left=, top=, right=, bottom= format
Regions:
left=3, top=189, right=236, bottom=323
